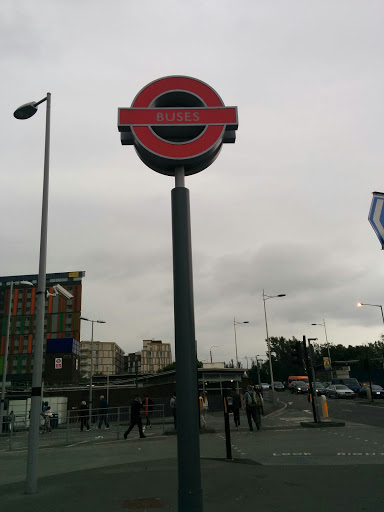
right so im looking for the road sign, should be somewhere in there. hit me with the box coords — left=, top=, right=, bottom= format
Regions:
left=118, top=76, right=238, bottom=176
left=368, top=191, right=384, bottom=249
left=323, top=357, right=331, bottom=370
left=55, top=358, right=62, bottom=369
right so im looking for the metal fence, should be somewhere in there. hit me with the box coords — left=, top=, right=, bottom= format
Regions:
left=0, top=404, right=165, bottom=451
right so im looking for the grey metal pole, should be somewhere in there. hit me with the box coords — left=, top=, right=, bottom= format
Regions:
left=89, top=321, right=94, bottom=427
left=307, top=339, right=321, bottom=421
left=106, top=367, right=109, bottom=403
left=0, top=281, right=13, bottom=431
left=26, top=92, right=51, bottom=494
left=263, top=290, right=276, bottom=405
left=322, top=319, right=334, bottom=380
left=233, top=318, right=239, bottom=368
left=171, top=167, right=202, bottom=512
left=380, top=306, right=384, bottom=325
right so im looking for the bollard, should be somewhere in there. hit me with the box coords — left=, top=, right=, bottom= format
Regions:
left=223, top=396, right=233, bottom=461
left=321, top=395, right=328, bottom=419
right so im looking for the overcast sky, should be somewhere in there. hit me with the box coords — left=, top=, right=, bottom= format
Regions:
left=2, top=1, right=384, bottom=366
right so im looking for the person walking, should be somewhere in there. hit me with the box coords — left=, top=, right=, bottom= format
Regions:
left=231, top=388, right=242, bottom=427
left=199, top=391, right=209, bottom=427
left=170, top=392, right=177, bottom=429
left=79, top=400, right=90, bottom=431
left=244, top=385, right=261, bottom=432
left=123, top=395, right=146, bottom=439
left=98, top=395, right=110, bottom=429
left=42, top=406, right=53, bottom=434
left=143, top=395, right=154, bottom=429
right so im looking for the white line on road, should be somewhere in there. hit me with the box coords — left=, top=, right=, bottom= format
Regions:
left=66, top=440, right=90, bottom=448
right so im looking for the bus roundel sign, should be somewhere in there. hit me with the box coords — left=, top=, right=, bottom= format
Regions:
left=118, top=75, right=238, bottom=176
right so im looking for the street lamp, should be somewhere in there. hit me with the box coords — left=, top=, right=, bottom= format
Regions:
left=262, top=290, right=286, bottom=405
left=233, top=318, right=249, bottom=367
left=311, top=319, right=333, bottom=379
left=14, top=93, right=51, bottom=495
left=209, top=346, right=219, bottom=363
left=80, top=317, right=106, bottom=425
left=0, top=281, right=33, bottom=431
left=357, top=302, right=384, bottom=324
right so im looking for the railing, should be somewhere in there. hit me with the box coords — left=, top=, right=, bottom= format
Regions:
left=0, top=404, right=165, bottom=451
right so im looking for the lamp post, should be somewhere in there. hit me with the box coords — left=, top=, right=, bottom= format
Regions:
left=0, top=281, right=33, bottom=432
left=106, top=366, right=110, bottom=404
left=311, top=319, right=333, bottom=379
left=14, top=93, right=52, bottom=495
left=80, top=317, right=106, bottom=426
left=135, top=355, right=139, bottom=391
left=255, top=355, right=264, bottom=386
left=357, top=302, right=384, bottom=325
left=209, top=346, right=219, bottom=364
left=262, top=290, right=286, bottom=406
left=233, top=318, right=249, bottom=368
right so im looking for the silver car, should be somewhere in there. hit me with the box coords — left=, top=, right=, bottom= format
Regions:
left=326, top=384, right=355, bottom=399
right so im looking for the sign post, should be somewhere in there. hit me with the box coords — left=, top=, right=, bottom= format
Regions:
left=118, top=76, right=238, bottom=512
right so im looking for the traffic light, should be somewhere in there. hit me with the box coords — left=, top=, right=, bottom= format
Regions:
left=291, top=340, right=303, bottom=364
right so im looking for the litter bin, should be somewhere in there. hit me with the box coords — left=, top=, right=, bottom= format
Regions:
left=50, top=413, right=59, bottom=429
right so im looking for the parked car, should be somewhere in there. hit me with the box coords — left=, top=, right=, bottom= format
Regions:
left=331, top=378, right=361, bottom=394
left=261, top=383, right=270, bottom=391
left=290, top=381, right=309, bottom=394
left=273, top=381, right=285, bottom=392
left=359, top=385, right=384, bottom=399
left=326, top=384, right=355, bottom=399
left=314, top=382, right=327, bottom=395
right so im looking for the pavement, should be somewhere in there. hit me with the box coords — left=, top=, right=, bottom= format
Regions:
left=1, top=397, right=384, bottom=511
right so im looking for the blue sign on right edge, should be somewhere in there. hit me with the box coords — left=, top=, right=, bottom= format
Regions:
left=369, top=191, right=384, bottom=249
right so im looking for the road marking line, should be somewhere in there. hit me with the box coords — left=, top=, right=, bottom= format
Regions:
left=66, top=440, right=90, bottom=447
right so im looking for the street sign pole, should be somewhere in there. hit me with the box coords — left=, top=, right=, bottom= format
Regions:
left=172, top=168, right=202, bottom=511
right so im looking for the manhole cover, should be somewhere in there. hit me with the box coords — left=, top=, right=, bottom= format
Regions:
left=121, top=498, right=167, bottom=509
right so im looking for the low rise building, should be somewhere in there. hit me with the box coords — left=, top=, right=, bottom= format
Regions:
left=124, top=351, right=142, bottom=374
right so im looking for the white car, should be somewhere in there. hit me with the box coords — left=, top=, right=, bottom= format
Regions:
left=326, top=384, right=355, bottom=399
left=261, top=383, right=270, bottom=391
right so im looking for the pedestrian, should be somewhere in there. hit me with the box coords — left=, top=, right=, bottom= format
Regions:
left=9, top=410, right=15, bottom=432
left=42, top=406, right=53, bottom=433
left=243, top=385, right=262, bottom=432
left=98, top=395, right=110, bottom=429
left=170, top=392, right=177, bottom=429
left=123, top=395, right=146, bottom=439
left=199, top=391, right=208, bottom=427
left=231, top=387, right=242, bottom=427
left=143, top=395, right=154, bottom=429
left=79, top=400, right=90, bottom=431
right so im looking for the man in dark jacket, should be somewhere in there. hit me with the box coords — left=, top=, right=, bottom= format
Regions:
left=98, top=395, right=110, bottom=429
left=123, top=395, right=146, bottom=439
left=231, top=387, right=242, bottom=427
left=79, top=400, right=90, bottom=431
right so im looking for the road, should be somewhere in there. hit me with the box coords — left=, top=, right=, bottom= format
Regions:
left=1, top=397, right=384, bottom=511
left=283, top=390, right=384, bottom=428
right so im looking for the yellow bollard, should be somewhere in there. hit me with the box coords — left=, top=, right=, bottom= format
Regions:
left=323, top=401, right=328, bottom=418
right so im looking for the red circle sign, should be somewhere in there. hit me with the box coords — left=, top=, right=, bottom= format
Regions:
left=118, top=76, right=238, bottom=176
